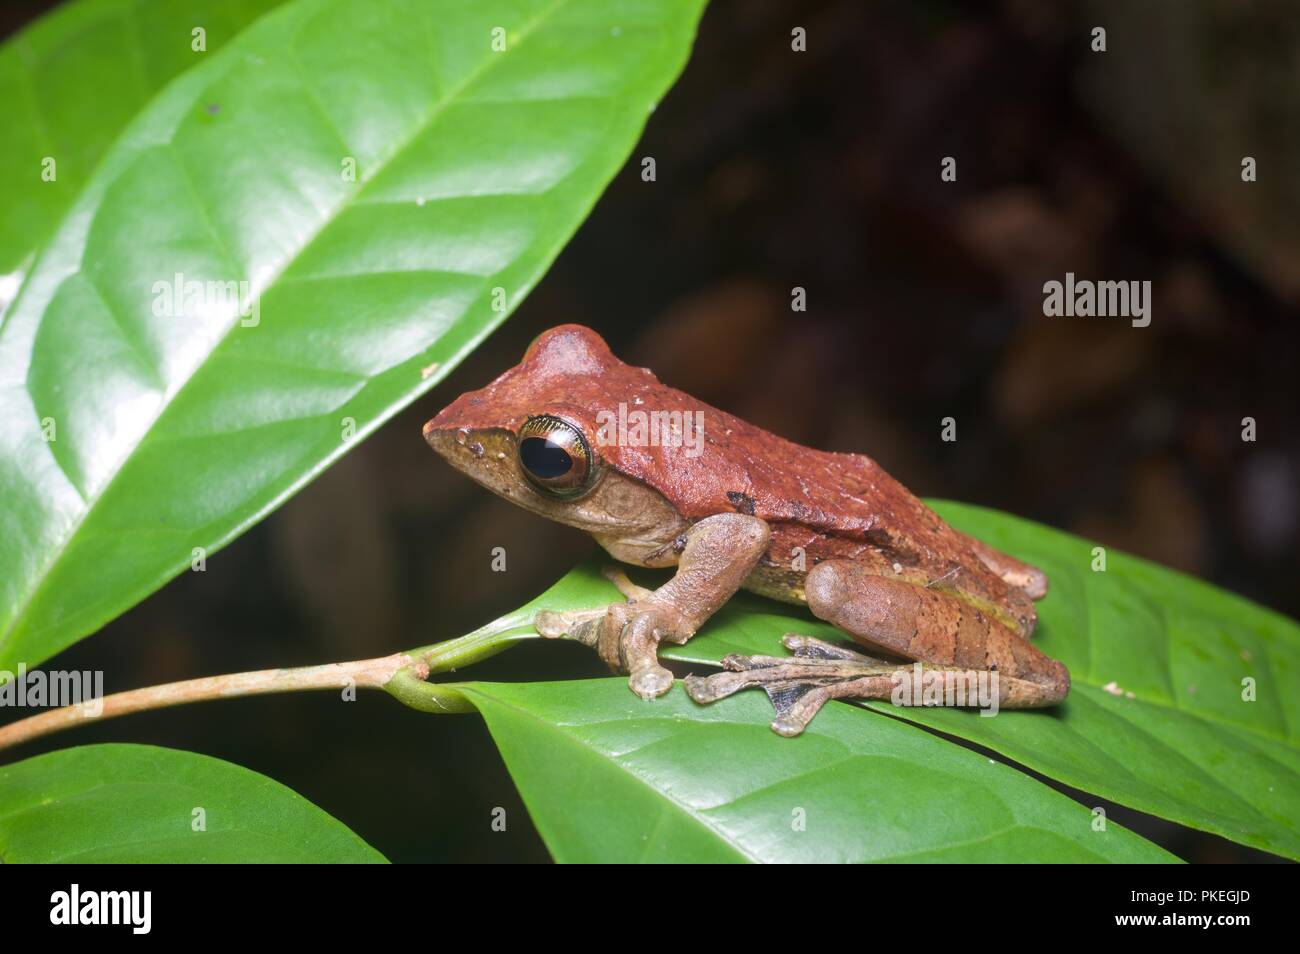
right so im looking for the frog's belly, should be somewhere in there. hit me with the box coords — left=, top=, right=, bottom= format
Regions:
left=742, top=563, right=809, bottom=605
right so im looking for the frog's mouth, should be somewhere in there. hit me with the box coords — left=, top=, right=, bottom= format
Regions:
left=422, top=422, right=516, bottom=485
left=423, top=422, right=560, bottom=514
left=424, top=419, right=633, bottom=535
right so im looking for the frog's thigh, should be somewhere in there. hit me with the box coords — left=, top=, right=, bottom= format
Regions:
left=804, top=559, right=1067, bottom=704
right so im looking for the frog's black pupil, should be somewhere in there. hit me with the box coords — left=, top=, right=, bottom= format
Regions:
left=521, top=436, right=573, bottom=478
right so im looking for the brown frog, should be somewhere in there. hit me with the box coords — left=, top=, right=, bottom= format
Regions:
left=424, top=325, right=1068, bottom=735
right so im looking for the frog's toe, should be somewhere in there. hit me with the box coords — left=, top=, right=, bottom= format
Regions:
left=771, top=699, right=824, bottom=738
left=768, top=683, right=867, bottom=737
left=533, top=610, right=570, bottom=639
left=603, top=602, right=689, bottom=699
left=629, top=664, right=674, bottom=700
left=686, top=638, right=901, bottom=736
left=532, top=607, right=605, bottom=644
left=686, top=666, right=853, bottom=737
left=684, top=669, right=752, bottom=703
left=600, top=565, right=654, bottom=602
left=781, top=634, right=886, bottom=663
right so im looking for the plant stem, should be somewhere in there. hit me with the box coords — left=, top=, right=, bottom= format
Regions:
left=410, top=620, right=537, bottom=672
left=0, top=652, right=420, bottom=754
left=0, top=612, right=539, bottom=756
left=385, top=668, right=475, bottom=714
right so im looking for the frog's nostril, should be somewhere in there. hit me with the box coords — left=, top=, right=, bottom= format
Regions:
left=422, top=422, right=460, bottom=457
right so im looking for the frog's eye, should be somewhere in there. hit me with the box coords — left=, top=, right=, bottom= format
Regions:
left=518, top=415, right=595, bottom=498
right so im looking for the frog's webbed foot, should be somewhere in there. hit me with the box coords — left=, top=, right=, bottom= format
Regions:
left=685, top=635, right=902, bottom=737
left=535, top=515, right=772, bottom=702
left=533, top=567, right=688, bottom=701
left=533, top=565, right=650, bottom=643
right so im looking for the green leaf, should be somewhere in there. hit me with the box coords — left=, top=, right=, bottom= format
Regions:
left=0, top=0, right=289, bottom=312
left=0, top=743, right=384, bottom=862
left=0, top=0, right=706, bottom=671
left=664, top=502, right=1300, bottom=860
left=416, top=564, right=632, bottom=673
left=463, top=678, right=1177, bottom=863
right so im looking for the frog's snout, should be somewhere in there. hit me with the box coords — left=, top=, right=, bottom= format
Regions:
left=422, top=420, right=479, bottom=462
left=423, top=417, right=512, bottom=475
left=421, top=418, right=451, bottom=459
left=422, top=420, right=477, bottom=468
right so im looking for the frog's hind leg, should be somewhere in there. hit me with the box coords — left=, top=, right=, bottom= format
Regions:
left=685, top=560, right=1069, bottom=736
left=804, top=560, right=1067, bottom=693
left=685, top=632, right=1065, bottom=736
left=684, top=635, right=900, bottom=737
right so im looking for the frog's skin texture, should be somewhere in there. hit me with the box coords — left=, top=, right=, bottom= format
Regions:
left=425, top=325, right=1068, bottom=735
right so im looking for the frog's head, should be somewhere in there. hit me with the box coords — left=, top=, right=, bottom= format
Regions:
left=423, top=325, right=656, bottom=528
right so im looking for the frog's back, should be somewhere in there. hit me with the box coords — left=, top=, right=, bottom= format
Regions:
left=601, top=392, right=966, bottom=578
left=507, top=328, right=985, bottom=586
left=611, top=403, right=1028, bottom=615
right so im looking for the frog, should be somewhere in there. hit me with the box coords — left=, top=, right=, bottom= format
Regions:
left=423, top=324, right=1069, bottom=736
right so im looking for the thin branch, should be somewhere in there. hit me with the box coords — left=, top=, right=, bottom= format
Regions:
left=0, top=612, right=539, bottom=756
left=0, top=652, right=421, bottom=754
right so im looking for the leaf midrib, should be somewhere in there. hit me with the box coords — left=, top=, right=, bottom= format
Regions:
left=0, top=0, right=573, bottom=654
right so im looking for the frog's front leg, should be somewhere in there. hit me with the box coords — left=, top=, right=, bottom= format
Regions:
left=686, top=559, right=1069, bottom=735
left=536, top=513, right=771, bottom=700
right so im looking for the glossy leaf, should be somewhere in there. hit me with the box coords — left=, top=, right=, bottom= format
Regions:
left=463, top=678, right=1177, bottom=863
left=662, top=501, right=1300, bottom=860
left=0, top=0, right=288, bottom=313
left=432, top=563, right=629, bottom=654
left=0, top=743, right=385, bottom=862
left=0, top=0, right=707, bottom=671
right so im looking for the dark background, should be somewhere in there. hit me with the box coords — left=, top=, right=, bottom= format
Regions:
left=3, top=0, right=1297, bottom=862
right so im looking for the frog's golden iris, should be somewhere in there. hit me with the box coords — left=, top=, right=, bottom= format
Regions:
left=518, top=415, right=596, bottom=498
